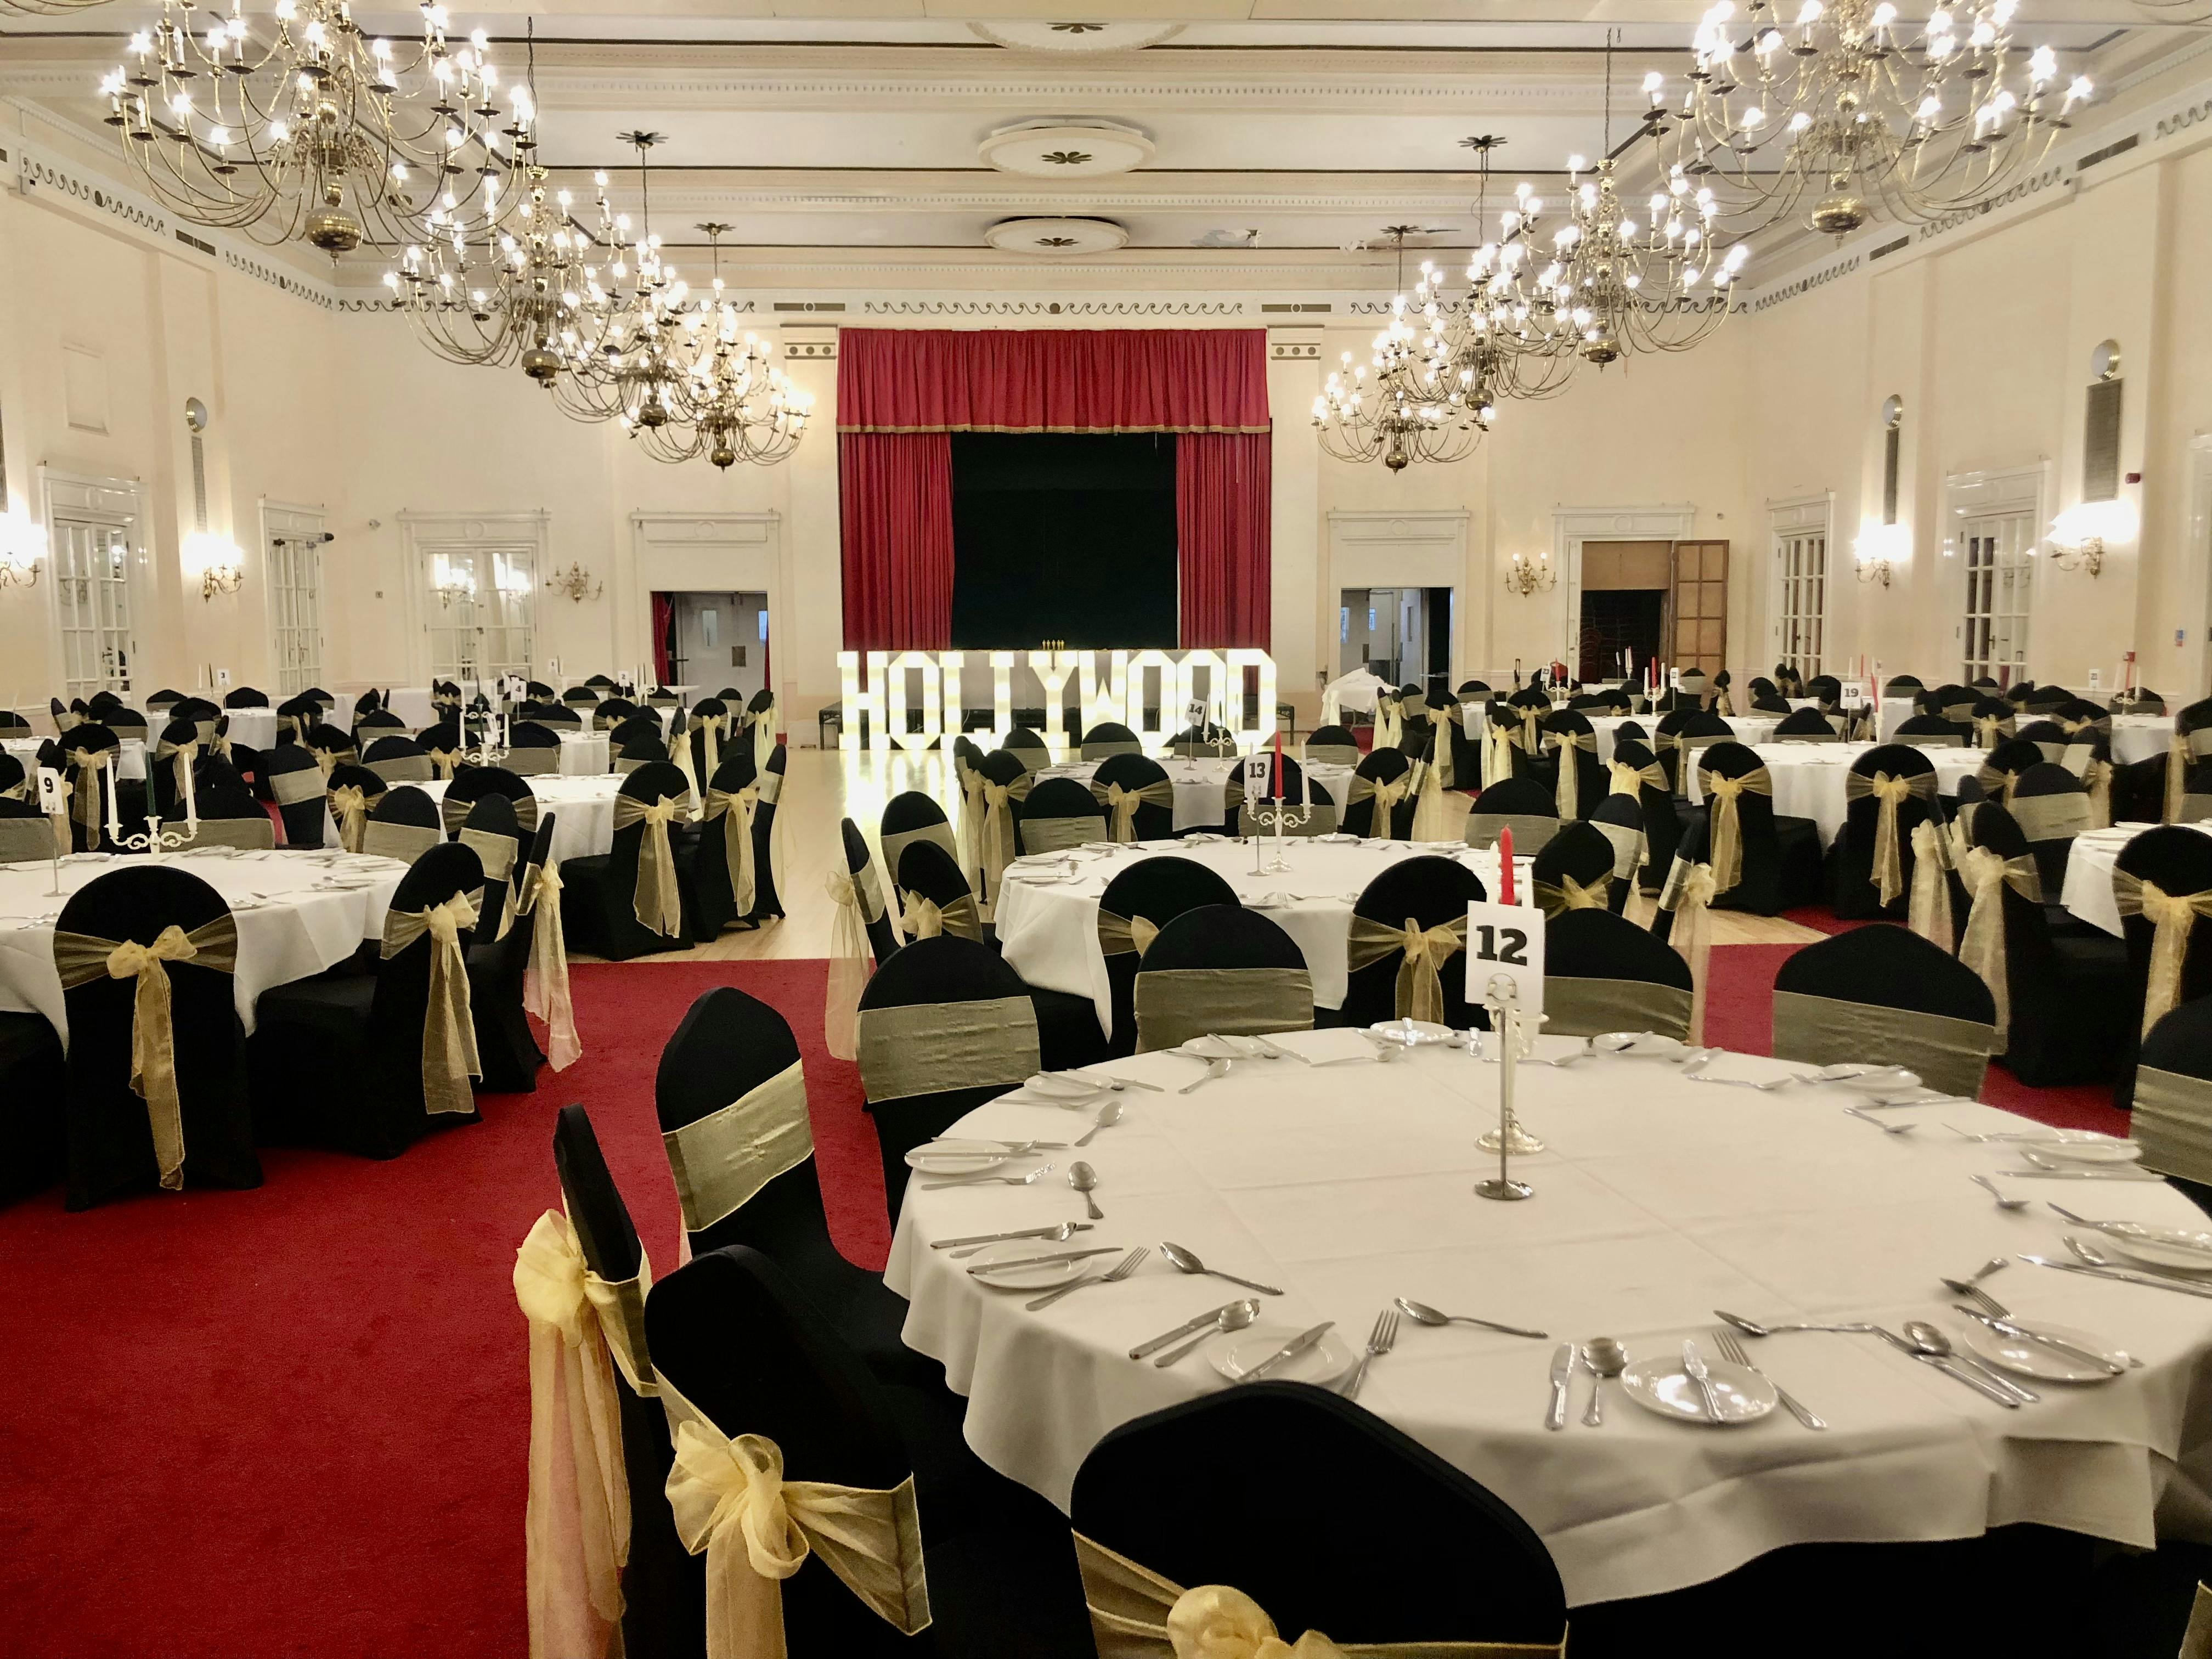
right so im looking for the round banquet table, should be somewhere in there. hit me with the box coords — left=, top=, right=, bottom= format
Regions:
left=1029, top=757, right=1358, bottom=835
left=401, top=774, right=627, bottom=866
left=2111, top=714, right=2177, bottom=765
left=1684, top=741, right=1984, bottom=848
left=2061, top=821, right=2204, bottom=937
left=992, top=836, right=1532, bottom=1040
left=222, top=708, right=279, bottom=751
left=6, top=736, right=148, bottom=782
left=885, top=1030, right=2212, bottom=1608
left=0, top=847, right=406, bottom=1043
left=558, top=731, right=612, bottom=775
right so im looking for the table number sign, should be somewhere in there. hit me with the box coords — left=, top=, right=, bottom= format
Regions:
left=1184, top=697, right=1208, bottom=730
left=1841, top=681, right=1867, bottom=710
left=36, top=766, right=64, bottom=816
left=1243, top=752, right=1273, bottom=802
left=1466, top=899, right=1545, bottom=1016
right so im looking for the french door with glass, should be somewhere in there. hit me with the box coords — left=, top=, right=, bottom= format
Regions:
left=1961, top=512, right=2033, bottom=684
left=422, top=543, right=536, bottom=685
left=264, top=509, right=325, bottom=696
left=1774, top=529, right=1826, bottom=680
left=52, top=514, right=136, bottom=698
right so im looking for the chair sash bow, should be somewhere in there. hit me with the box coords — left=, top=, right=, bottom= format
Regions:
left=665, top=1419, right=929, bottom=1659
left=1533, top=874, right=1611, bottom=917
left=1957, top=847, right=2044, bottom=1045
left=703, top=786, right=760, bottom=918
left=823, top=867, right=884, bottom=1060
left=1097, top=907, right=1161, bottom=960
left=1906, top=820, right=1955, bottom=953
left=1973, top=713, right=2014, bottom=749
left=1701, top=766, right=1772, bottom=896
left=2114, top=872, right=2212, bottom=1036
left=380, top=893, right=482, bottom=1116
left=1096, top=779, right=1175, bottom=844
left=1345, top=914, right=1469, bottom=1024
left=53, top=916, right=238, bottom=1191
left=426, top=746, right=461, bottom=781
left=612, top=793, right=687, bottom=936
left=64, top=746, right=111, bottom=846
left=1424, top=706, right=1456, bottom=789
left=1545, top=730, right=1593, bottom=820
left=1660, top=858, right=1719, bottom=1046
left=329, top=783, right=372, bottom=854
left=520, top=863, right=580, bottom=1070
left=1607, top=759, right=1661, bottom=799
left=1345, top=772, right=1412, bottom=838
left=980, top=777, right=1032, bottom=903
left=1481, top=721, right=1517, bottom=791
left=1843, top=769, right=1934, bottom=907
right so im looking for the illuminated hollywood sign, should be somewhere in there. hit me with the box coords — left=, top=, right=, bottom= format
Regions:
left=836, top=648, right=1277, bottom=757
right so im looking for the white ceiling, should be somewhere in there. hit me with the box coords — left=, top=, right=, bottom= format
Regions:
left=1, top=2, right=2196, bottom=296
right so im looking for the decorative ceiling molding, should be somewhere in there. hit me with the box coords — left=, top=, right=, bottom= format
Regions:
left=966, top=21, right=1186, bottom=54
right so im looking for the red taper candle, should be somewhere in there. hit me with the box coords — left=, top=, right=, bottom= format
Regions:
left=1498, top=822, right=1516, bottom=905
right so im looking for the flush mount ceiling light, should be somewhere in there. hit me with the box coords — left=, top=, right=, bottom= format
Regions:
left=985, top=216, right=1130, bottom=256
left=979, top=120, right=1155, bottom=178
left=967, top=21, right=1184, bottom=52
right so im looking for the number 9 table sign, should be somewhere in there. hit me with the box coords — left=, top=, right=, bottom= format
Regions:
left=1470, top=899, right=1546, bottom=1202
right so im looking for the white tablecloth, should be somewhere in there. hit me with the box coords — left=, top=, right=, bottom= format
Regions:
left=222, top=709, right=279, bottom=751
left=1586, top=714, right=1781, bottom=765
left=0, top=848, right=405, bottom=1043
left=405, top=774, right=625, bottom=867
left=1878, top=696, right=1918, bottom=741
left=1031, top=758, right=1357, bottom=834
left=994, top=837, right=1530, bottom=1037
left=2111, top=716, right=2176, bottom=765
left=1685, top=742, right=1983, bottom=848
left=5, top=736, right=149, bottom=783
left=558, top=731, right=611, bottom=775
left=2060, top=822, right=2207, bottom=936
left=887, top=1032, right=2212, bottom=1607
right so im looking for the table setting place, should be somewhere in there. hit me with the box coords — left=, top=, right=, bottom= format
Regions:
left=885, top=1020, right=2212, bottom=1599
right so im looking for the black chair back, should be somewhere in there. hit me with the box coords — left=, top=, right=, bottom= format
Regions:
left=1342, top=747, right=1416, bottom=839
left=1464, top=776, right=1558, bottom=855
left=1545, top=908, right=1693, bottom=1039
left=840, top=817, right=900, bottom=967
left=441, top=764, right=540, bottom=838
left=260, top=741, right=326, bottom=847
left=893, top=840, right=980, bottom=943
left=1017, top=776, right=1108, bottom=854
left=1830, top=743, right=1942, bottom=921
left=1090, top=753, right=1176, bottom=843
left=1771, top=923, right=1996, bottom=1098
left=1096, top=856, right=1240, bottom=1056
left=1343, top=854, right=1487, bottom=1030
left=1530, top=820, right=1617, bottom=917
left=1134, top=905, right=1311, bottom=1051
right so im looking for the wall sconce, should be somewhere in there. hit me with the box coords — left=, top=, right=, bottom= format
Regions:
left=2049, top=499, right=2133, bottom=577
left=1853, top=523, right=1907, bottom=588
left=0, top=513, right=44, bottom=589
left=1504, top=551, right=1558, bottom=596
left=544, top=561, right=603, bottom=603
left=183, top=530, right=244, bottom=601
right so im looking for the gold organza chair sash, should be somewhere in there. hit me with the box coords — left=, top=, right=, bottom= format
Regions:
left=1073, top=1533, right=1560, bottom=1659
left=1973, top=714, right=2015, bottom=749
left=63, top=746, right=112, bottom=845
left=379, top=892, right=482, bottom=1117
left=1135, top=967, right=1314, bottom=1052
left=1374, top=697, right=1403, bottom=751
left=1544, top=730, right=1593, bottom=820
left=1345, top=914, right=1469, bottom=1024
left=1424, top=706, right=1456, bottom=789
left=1955, top=847, right=2044, bottom=1046
left=2083, top=758, right=2114, bottom=828
left=1481, top=720, right=1516, bottom=791
left=823, top=866, right=885, bottom=1061
left=1093, top=778, right=1175, bottom=844
left=1344, top=772, right=1412, bottom=838
left=1700, top=765, right=1773, bottom=896
left=612, top=792, right=688, bottom=936
left=514, top=1209, right=647, bottom=1659
left=1607, top=759, right=1663, bottom=799
left=665, top=1417, right=929, bottom=1659
left=1842, top=769, right=1937, bottom=908
left=1906, top=820, right=1955, bottom=953
left=980, top=776, right=1033, bottom=903
left=1532, top=874, right=1611, bottom=918
left=703, top=786, right=761, bottom=918
left=1097, top=907, right=1161, bottom=960
left=1658, top=857, right=1718, bottom=1046
left=663, top=1059, right=814, bottom=1233
left=1543, top=975, right=1692, bottom=1042
left=857, top=996, right=1039, bottom=1101
left=1979, top=763, right=2024, bottom=807
left=1463, top=812, right=1558, bottom=855
left=1770, top=989, right=1995, bottom=1099
left=329, top=784, right=375, bottom=854
left=2011, top=789, right=2092, bottom=846
left=898, top=888, right=981, bottom=944
left=53, top=916, right=238, bottom=1192
left=2129, top=1066, right=2212, bottom=1186
left=425, top=746, right=461, bottom=781
left=752, top=697, right=777, bottom=771
left=2113, top=871, right=2212, bottom=1036
left=154, top=738, right=198, bottom=808
left=520, top=861, right=581, bottom=1070
left=692, top=714, right=726, bottom=784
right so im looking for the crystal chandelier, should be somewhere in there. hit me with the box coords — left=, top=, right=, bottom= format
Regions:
left=546, top=131, right=696, bottom=430
left=100, top=1, right=535, bottom=254
left=1655, top=0, right=2091, bottom=236
left=628, top=225, right=812, bottom=469
left=1313, top=228, right=1497, bottom=471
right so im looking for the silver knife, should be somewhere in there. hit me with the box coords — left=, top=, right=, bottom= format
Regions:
left=1102, top=1075, right=1163, bottom=1093
left=1682, top=1339, right=1724, bottom=1424
left=1909, top=1350, right=2024, bottom=1406
left=966, top=1246, right=1123, bottom=1277
left=1546, top=1343, right=1576, bottom=1430
left=1129, top=1302, right=1244, bottom=1361
left=1238, top=1322, right=1334, bottom=1385
left=932, top=1223, right=1093, bottom=1250
left=2021, top=1255, right=2212, bottom=1299
left=1950, top=1307, right=2125, bottom=1375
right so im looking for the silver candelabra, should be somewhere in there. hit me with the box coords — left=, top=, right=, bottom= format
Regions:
left=1474, top=973, right=1547, bottom=1200
left=1248, top=794, right=1315, bottom=874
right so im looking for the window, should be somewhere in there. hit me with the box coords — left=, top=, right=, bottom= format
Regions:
left=1961, top=511, right=2033, bottom=682
left=52, top=516, right=134, bottom=698
left=267, top=528, right=324, bottom=695
left=1775, top=529, right=1827, bottom=678
left=421, top=544, right=536, bottom=682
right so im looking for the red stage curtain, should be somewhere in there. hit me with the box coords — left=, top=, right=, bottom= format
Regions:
left=649, top=591, right=673, bottom=685
left=839, top=431, right=955, bottom=651
left=837, top=329, right=1268, bottom=434
left=1177, top=432, right=1272, bottom=649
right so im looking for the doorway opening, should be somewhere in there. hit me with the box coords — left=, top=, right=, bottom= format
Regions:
left=1340, top=586, right=1453, bottom=686
left=1575, top=540, right=1672, bottom=682
left=656, top=590, right=768, bottom=699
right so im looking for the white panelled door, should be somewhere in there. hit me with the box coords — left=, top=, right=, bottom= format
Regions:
left=1961, top=512, right=2034, bottom=684
left=421, top=541, right=537, bottom=684
left=263, top=503, right=327, bottom=696
left=44, top=473, right=143, bottom=701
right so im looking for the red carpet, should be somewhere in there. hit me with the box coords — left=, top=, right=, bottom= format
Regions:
left=0, top=941, right=2124, bottom=1658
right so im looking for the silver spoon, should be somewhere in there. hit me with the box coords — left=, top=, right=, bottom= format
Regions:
left=1159, top=1240, right=1283, bottom=1296
left=1582, top=1337, right=1627, bottom=1425
left=1069, top=1161, right=1103, bottom=1220
left=1178, top=1059, right=1232, bottom=1094
left=1715, top=1310, right=1882, bottom=1338
left=1938, top=1256, right=2009, bottom=1299
left=1843, top=1105, right=1917, bottom=1134
left=1901, top=1320, right=2036, bottom=1404
left=1973, top=1174, right=2030, bottom=1211
left=1073, top=1099, right=1124, bottom=1148
left=1393, top=1296, right=1550, bottom=1340
left=1152, top=1299, right=1261, bottom=1367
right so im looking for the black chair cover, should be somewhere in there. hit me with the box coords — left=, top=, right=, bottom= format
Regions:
left=1090, top=753, right=1176, bottom=842
left=469, top=812, right=554, bottom=1093
left=1344, top=854, right=1487, bottom=1030
left=2113, top=825, right=2212, bottom=1107
left=1531, top=820, right=1618, bottom=917
left=752, top=743, right=789, bottom=920
left=559, top=763, right=693, bottom=962
left=1135, top=904, right=1312, bottom=1049
left=1096, top=857, right=1240, bottom=1057
left=1826, top=742, right=1941, bottom=921
left=1342, top=747, right=1417, bottom=839
left=1018, top=776, right=1108, bottom=854
left=1695, top=740, right=1824, bottom=915
left=689, top=750, right=763, bottom=941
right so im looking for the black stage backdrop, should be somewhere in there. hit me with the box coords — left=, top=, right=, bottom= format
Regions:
left=949, top=433, right=1178, bottom=649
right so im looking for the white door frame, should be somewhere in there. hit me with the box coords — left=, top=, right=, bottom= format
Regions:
left=628, top=512, right=786, bottom=700
left=1942, top=461, right=2050, bottom=679
left=1551, top=503, right=1699, bottom=671
left=397, top=509, right=550, bottom=686
left=1324, top=509, right=1470, bottom=685
left=39, top=465, right=145, bottom=701
left=259, top=496, right=328, bottom=696
left=1766, top=492, right=1835, bottom=676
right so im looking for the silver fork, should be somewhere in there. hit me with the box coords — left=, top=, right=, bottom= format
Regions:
left=920, top=1165, right=1056, bottom=1190
left=1711, top=1326, right=1826, bottom=1430
left=1344, top=1306, right=1400, bottom=1401
left=1025, top=1246, right=1149, bottom=1312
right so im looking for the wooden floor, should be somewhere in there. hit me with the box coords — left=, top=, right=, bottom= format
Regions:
left=590, top=747, right=1824, bottom=963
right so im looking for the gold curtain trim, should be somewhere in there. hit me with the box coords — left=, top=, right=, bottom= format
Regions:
left=2129, top=1065, right=2212, bottom=1186
left=662, top=1059, right=813, bottom=1235
left=379, top=893, right=483, bottom=1116
left=1346, top=914, right=1469, bottom=1023
left=612, top=793, right=688, bottom=938
left=53, top=916, right=239, bottom=1191
left=1093, top=778, right=1175, bottom=844
left=1097, top=907, right=1162, bottom=960
left=857, top=995, right=1040, bottom=1103
left=1770, top=989, right=1995, bottom=1100
left=1135, top=966, right=1313, bottom=1053
left=2113, top=871, right=2212, bottom=1036
left=1543, top=977, right=1691, bottom=1042
left=1072, top=1532, right=1562, bottom=1659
